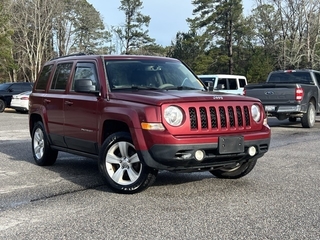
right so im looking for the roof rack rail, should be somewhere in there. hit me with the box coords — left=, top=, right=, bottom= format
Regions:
left=50, top=52, right=88, bottom=61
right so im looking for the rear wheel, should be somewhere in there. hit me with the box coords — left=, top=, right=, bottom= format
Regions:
left=301, top=102, right=316, bottom=128
left=99, top=132, right=158, bottom=194
left=0, top=99, right=5, bottom=112
left=31, top=121, right=58, bottom=166
left=209, top=158, right=257, bottom=179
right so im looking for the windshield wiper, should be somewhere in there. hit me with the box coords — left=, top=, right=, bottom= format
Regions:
left=160, top=86, right=203, bottom=90
left=131, top=86, right=159, bottom=90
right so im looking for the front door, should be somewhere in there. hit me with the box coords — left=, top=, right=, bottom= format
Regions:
left=63, top=62, right=100, bottom=154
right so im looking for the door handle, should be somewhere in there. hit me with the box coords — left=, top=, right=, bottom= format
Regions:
left=44, top=99, right=51, bottom=104
left=65, top=101, right=73, bottom=106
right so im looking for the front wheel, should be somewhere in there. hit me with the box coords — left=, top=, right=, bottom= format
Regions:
left=99, top=132, right=158, bottom=194
left=301, top=102, right=316, bottom=128
left=31, top=121, right=58, bottom=166
left=209, top=158, right=257, bottom=179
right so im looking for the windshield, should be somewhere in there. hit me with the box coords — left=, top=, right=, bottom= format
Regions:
left=105, top=60, right=205, bottom=91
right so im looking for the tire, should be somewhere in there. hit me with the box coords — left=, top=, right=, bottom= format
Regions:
left=31, top=121, right=58, bottom=166
left=301, top=102, right=316, bottom=128
left=0, top=99, right=5, bottom=113
left=99, top=132, right=158, bottom=194
left=209, top=158, right=257, bottom=179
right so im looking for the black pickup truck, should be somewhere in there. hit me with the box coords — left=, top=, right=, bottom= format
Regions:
left=244, top=69, right=320, bottom=128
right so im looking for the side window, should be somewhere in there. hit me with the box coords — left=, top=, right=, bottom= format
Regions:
left=51, top=63, right=73, bottom=90
left=36, top=65, right=53, bottom=90
left=22, top=84, right=32, bottom=91
left=72, top=62, right=99, bottom=91
left=217, top=78, right=227, bottom=89
left=228, top=79, right=237, bottom=89
left=9, top=84, right=22, bottom=92
left=239, top=78, right=246, bottom=87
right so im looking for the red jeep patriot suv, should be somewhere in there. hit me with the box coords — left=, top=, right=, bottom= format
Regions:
left=29, top=54, right=271, bottom=193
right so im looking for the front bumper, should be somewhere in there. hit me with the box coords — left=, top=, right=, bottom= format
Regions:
left=139, top=138, right=270, bottom=171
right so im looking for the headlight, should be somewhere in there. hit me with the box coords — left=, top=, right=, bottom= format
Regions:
left=251, top=104, right=261, bottom=122
left=164, top=106, right=184, bottom=126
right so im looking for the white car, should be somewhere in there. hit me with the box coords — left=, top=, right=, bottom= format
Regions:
left=10, top=91, right=31, bottom=113
left=198, top=74, right=247, bottom=95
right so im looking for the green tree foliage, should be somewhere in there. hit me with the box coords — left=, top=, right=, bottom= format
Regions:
left=168, top=30, right=212, bottom=73
left=113, top=0, right=155, bottom=54
left=187, top=0, right=244, bottom=74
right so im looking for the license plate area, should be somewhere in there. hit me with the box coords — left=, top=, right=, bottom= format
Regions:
left=218, top=136, right=244, bottom=154
left=265, top=105, right=276, bottom=111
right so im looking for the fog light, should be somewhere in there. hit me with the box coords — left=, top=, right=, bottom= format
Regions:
left=248, top=146, right=257, bottom=156
left=195, top=150, right=205, bottom=161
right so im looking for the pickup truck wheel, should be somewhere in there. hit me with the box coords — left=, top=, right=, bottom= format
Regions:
left=0, top=99, right=5, bottom=112
left=99, top=132, right=158, bottom=194
left=301, top=102, right=316, bottom=128
left=209, top=158, right=257, bottom=179
left=31, top=121, right=58, bottom=166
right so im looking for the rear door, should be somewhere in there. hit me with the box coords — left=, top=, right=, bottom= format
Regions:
left=45, top=62, right=73, bottom=147
left=63, top=61, right=100, bottom=154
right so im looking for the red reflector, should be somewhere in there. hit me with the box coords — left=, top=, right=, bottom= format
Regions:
left=21, top=97, right=29, bottom=100
left=295, top=87, right=303, bottom=101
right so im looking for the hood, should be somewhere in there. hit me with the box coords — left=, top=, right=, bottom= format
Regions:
left=110, top=89, right=260, bottom=106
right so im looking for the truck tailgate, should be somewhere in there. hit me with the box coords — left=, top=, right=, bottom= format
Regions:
left=244, top=83, right=297, bottom=105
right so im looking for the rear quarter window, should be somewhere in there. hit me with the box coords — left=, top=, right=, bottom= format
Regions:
left=239, top=78, right=246, bottom=87
left=35, top=65, right=53, bottom=90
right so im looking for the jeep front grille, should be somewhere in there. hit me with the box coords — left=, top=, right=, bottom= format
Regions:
left=189, top=106, right=251, bottom=130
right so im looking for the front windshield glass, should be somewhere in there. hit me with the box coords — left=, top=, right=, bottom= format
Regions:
left=105, top=59, right=205, bottom=91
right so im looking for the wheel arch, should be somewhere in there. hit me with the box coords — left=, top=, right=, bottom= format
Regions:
left=101, top=119, right=130, bottom=144
left=29, top=113, right=44, bottom=137
left=309, top=96, right=316, bottom=111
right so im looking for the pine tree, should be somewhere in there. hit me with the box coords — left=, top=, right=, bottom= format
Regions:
left=114, top=0, right=155, bottom=54
left=188, top=0, right=244, bottom=74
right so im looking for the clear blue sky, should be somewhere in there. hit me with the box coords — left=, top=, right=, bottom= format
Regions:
left=87, top=0, right=255, bottom=46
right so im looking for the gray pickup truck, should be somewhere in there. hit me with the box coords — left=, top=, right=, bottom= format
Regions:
left=244, top=69, right=320, bottom=128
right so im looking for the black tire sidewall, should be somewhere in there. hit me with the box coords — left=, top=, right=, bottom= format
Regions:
left=210, top=158, right=257, bottom=179
left=31, top=121, right=57, bottom=166
left=0, top=99, right=5, bottom=112
left=302, top=102, right=315, bottom=128
left=99, top=132, right=157, bottom=194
